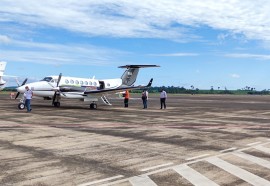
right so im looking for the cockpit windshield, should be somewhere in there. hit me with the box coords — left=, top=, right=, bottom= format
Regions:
left=40, top=77, right=52, bottom=82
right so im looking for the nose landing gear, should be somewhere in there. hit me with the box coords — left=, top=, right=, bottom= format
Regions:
left=18, top=102, right=25, bottom=110
left=18, top=98, right=25, bottom=110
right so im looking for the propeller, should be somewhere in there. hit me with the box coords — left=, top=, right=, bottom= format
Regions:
left=15, top=78, right=28, bottom=99
left=52, top=73, right=62, bottom=105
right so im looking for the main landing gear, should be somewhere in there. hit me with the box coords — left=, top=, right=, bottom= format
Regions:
left=90, top=102, right=97, bottom=109
left=53, top=101, right=60, bottom=107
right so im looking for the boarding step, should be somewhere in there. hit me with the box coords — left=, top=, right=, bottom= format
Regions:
left=101, top=95, right=112, bottom=105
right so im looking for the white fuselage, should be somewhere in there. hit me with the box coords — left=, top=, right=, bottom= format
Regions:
left=17, top=75, right=123, bottom=99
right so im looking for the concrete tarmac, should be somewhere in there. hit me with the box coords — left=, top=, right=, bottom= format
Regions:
left=0, top=93, right=270, bottom=186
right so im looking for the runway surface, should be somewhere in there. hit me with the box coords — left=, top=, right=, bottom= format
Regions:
left=1, top=93, right=270, bottom=186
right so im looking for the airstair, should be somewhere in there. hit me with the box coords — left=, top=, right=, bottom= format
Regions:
left=101, top=95, right=112, bottom=105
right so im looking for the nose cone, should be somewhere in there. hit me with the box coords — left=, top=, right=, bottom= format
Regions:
left=17, top=86, right=26, bottom=93
left=17, top=82, right=37, bottom=93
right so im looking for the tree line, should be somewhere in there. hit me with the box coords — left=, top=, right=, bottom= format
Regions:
left=132, top=86, right=270, bottom=95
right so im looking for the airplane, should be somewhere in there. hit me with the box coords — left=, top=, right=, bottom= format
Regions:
left=16, top=65, right=159, bottom=110
left=0, top=61, right=7, bottom=91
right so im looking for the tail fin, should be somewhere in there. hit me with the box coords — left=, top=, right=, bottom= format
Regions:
left=147, top=78, right=153, bottom=87
left=119, top=65, right=159, bottom=86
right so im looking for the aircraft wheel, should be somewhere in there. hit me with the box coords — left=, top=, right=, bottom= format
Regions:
left=53, top=102, right=60, bottom=107
left=18, top=103, right=25, bottom=110
left=90, top=103, right=97, bottom=109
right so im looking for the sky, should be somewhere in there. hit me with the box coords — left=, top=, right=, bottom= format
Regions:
left=1, top=0, right=270, bottom=90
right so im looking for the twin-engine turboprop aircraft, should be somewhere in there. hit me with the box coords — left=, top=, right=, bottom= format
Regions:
left=16, top=65, right=159, bottom=109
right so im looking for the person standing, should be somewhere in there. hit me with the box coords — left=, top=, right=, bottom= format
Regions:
left=24, top=86, right=33, bottom=112
left=124, top=90, right=130, bottom=107
left=160, top=89, right=167, bottom=109
left=142, top=89, right=148, bottom=109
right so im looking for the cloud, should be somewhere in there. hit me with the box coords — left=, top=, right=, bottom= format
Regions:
left=1, top=0, right=270, bottom=41
left=148, top=52, right=199, bottom=57
left=0, top=38, right=127, bottom=66
left=0, top=35, right=11, bottom=43
left=225, top=53, right=270, bottom=60
left=230, top=74, right=240, bottom=78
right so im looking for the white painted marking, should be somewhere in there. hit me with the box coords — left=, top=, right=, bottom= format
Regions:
left=247, top=141, right=261, bottom=146
left=233, top=152, right=270, bottom=169
left=253, top=145, right=270, bottom=154
left=78, top=175, right=124, bottom=186
left=129, top=175, right=157, bottom=186
left=102, top=141, right=270, bottom=186
left=186, top=154, right=210, bottom=161
left=207, top=157, right=270, bottom=186
left=173, top=164, right=219, bottom=186
left=140, top=162, right=174, bottom=172
left=219, top=147, right=237, bottom=153
left=236, top=141, right=270, bottom=153
left=101, top=178, right=130, bottom=186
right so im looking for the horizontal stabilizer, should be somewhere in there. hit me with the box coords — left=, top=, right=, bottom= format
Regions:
left=118, top=65, right=160, bottom=68
left=119, top=65, right=159, bottom=86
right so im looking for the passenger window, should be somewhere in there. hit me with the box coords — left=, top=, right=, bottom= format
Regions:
left=107, top=83, right=110, bottom=87
left=85, top=81, right=88, bottom=85
left=65, top=79, right=69, bottom=84
left=80, top=81, right=83, bottom=85
left=93, top=82, right=97, bottom=86
left=70, top=80, right=74, bottom=84
left=89, top=81, right=92, bottom=86
left=75, top=80, right=79, bottom=85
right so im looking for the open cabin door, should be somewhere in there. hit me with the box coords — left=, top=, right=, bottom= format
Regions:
left=99, top=81, right=105, bottom=89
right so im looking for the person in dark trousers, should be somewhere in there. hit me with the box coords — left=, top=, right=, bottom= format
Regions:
left=141, top=89, right=148, bottom=109
left=160, top=89, right=167, bottom=109
left=124, top=90, right=130, bottom=107
left=24, top=86, right=33, bottom=112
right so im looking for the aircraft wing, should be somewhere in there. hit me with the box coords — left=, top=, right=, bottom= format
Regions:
left=83, top=78, right=153, bottom=95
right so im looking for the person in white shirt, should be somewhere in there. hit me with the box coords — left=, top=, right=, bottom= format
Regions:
left=24, top=86, right=33, bottom=112
left=160, top=89, right=167, bottom=109
left=141, top=89, right=148, bottom=109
